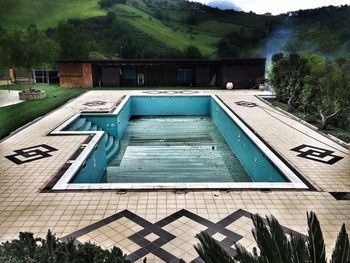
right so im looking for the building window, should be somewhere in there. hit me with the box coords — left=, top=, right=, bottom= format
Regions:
left=177, top=69, right=192, bottom=84
left=122, top=68, right=136, bottom=80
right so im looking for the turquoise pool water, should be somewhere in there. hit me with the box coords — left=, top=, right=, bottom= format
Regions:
left=65, top=96, right=288, bottom=184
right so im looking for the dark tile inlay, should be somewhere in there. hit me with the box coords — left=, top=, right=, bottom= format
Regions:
left=291, top=144, right=343, bottom=165
left=83, top=101, right=107, bottom=107
left=61, top=209, right=305, bottom=263
left=330, top=192, right=350, bottom=200
left=234, top=101, right=257, bottom=107
left=5, top=144, right=58, bottom=165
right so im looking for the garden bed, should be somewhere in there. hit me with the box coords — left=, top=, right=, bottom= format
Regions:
left=268, top=99, right=350, bottom=143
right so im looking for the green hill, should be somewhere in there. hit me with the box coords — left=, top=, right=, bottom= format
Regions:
left=0, top=0, right=105, bottom=29
left=0, top=0, right=349, bottom=59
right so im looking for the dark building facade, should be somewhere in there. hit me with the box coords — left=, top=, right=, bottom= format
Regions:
left=57, top=58, right=265, bottom=89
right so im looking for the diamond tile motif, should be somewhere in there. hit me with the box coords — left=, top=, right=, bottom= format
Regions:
left=76, top=219, right=142, bottom=253
left=62, top=209, right=304, bottom=263
left=212, top=232, right=226, bottom=242
left=5, top=144, right=58, bottom=164
left=145, top=233, right=160, bottom=242
left=83, top=100, right=107, bottom=107
left=234, top=101, right=257, bottom=107
left=291, top=144, right=343, bottom=165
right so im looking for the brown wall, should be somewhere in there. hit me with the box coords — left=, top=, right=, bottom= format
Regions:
left=221, top=63, right=265, bottom=88
left=59, top=63, right=93, bottom=88
left=195, top=65, right=210, bottom=86
left=58, top=59, right=265, bottom=88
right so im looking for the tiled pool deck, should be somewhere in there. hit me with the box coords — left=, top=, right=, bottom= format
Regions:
left=0, top=89, right=349, bottom=262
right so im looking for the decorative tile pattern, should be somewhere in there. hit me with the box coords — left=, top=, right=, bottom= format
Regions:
left=145, top=233, right=160, bottom=242
left=83, top=101, right=107, bottom=107
left=142, top=91, right=199, bottom=95
left=61, top=209, right=304, bottom=263
left=291, top=144, right=343, bottom=165
left=329, top=192, right=350, bottom=200
left=5, top=144, right=58, bottom=164
left=234, top=101, right=257, bottom=108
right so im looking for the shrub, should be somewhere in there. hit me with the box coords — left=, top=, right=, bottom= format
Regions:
left=0, top=230, right=130, bottom=263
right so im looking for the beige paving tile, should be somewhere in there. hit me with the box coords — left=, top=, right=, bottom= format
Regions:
left=0, top=90, right=349, bottom=263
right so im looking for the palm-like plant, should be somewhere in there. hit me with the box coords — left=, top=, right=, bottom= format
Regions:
left=193, top=211, right=349, bottom=263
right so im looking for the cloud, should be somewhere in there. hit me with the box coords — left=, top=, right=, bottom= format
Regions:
left=194, top=0, right=350, bottom=14
left=207, top=1, right=242, bottom=11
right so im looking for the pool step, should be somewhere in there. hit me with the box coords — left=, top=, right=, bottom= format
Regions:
left=69, top=118, right=86, bottom=131
left=105, top=135, right=114, bottom=152
left=106, top=140, right=119, bottom=162
left=105, top=145, right=251, bottom=183
left=105, top=168, right=239, bottom=183
left=66, top=117, right=119, bottom=161
left=78, top=121, right=92, bottom=131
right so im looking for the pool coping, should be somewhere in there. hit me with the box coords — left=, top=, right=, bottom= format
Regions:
left=47, top=94, right=308, bottom=191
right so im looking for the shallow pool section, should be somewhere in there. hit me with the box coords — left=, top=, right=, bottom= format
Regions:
left=51, top=95, right=308, bottom=190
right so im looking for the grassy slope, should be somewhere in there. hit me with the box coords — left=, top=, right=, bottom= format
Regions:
left=0, top=84, right=85, bottom=139
left=0, top=0, right=269, bottom=56
left=113, top=4, right=219, bottom=56
left=0, top=0, right=105, bottom=29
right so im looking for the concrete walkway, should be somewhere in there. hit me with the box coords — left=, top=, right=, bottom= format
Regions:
left=0, top=90, right=23, bottom=107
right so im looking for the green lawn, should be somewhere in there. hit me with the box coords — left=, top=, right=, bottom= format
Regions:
left=269, top=99, right=350, bottom=143
left=0, top=84, right=85, bottom=140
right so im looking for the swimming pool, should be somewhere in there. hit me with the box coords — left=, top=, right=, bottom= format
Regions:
left=51, top=95, right=307, bottom=190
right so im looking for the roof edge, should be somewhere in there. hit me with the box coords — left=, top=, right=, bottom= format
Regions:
left=56, top=58, right=266, bottom=63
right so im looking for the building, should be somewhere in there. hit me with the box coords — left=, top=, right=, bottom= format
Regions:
left=57, top=58, right=265, bottom=89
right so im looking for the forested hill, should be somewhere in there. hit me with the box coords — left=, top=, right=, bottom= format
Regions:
left=0, top=0, right=349, bottom=60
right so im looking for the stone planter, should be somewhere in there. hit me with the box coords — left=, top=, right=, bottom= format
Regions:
left=19, top=90, right=46, bottom=101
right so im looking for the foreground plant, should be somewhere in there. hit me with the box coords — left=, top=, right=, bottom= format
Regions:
left=0, top=230, right=130, bottom=263
left=193, top=211, right=349, bottom=263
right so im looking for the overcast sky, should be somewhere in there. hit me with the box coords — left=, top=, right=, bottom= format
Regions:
left=196, top=0, right=350, bottom=14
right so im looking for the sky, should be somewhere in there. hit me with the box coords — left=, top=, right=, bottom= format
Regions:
left=196, top=0, right=350, bottom=14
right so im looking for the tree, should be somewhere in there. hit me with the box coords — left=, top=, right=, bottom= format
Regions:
left=217, top=28, right=266, bottom=58
left=0, top=25, right=59, bottom=91
left=186, top=14, right=199, bottom=25
left=268, top=53, right=310, bottom=110
left=302, top=60, right=350, bottom=129
left=98, top=0, right=126, bottom=9
left=52, top=21, right=91, bottom=59
left=184, top=45, right=203, bottom=59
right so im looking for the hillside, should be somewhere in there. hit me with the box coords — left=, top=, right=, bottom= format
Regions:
left=0, top=0, right=349, bottom=60
left=0, top=0, right=105, bottom=29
